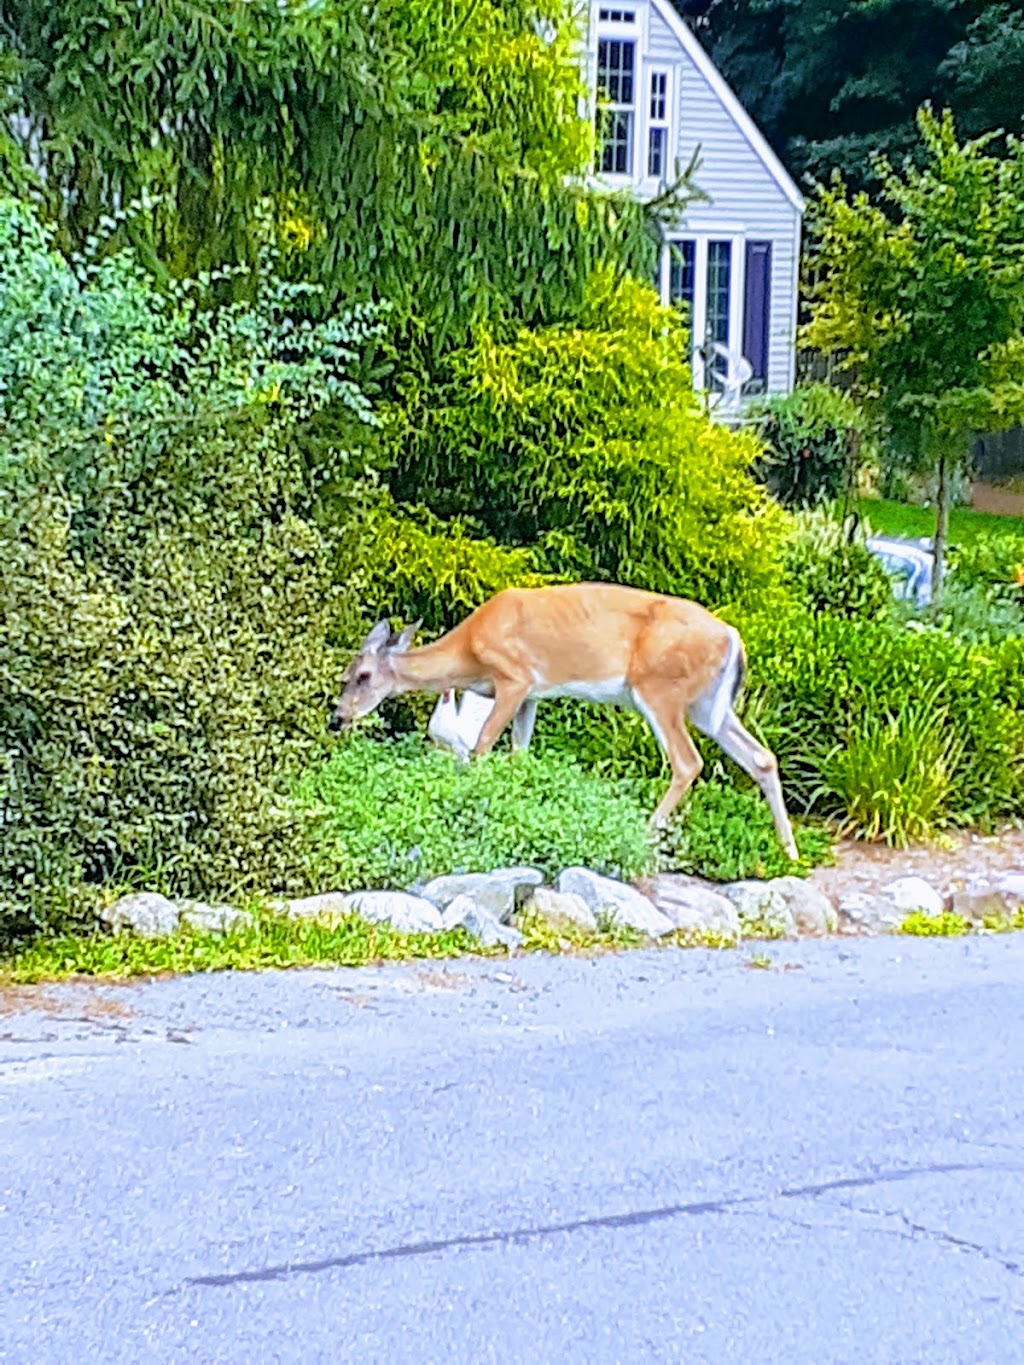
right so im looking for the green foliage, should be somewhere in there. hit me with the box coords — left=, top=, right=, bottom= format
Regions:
left=898, top=911, right=970, bottom=937
left=820, top=690, right=965, bottom=845
left=948, top=532, right=1024, bottom=604
left=697, top=0, right=1024, bottom=191
left=0, top=198, right=380, bottom=945
left=650, top=782, right=833, bottom=884
left=753, top=384, right=863, bottom=509
left=742, top=611, right=1024, bottom=834
left=2, top=0, right=660, bottom=353
left=0, top=913, right=483, bottom=984
left=858, top=498, right=1024, bottom=544
left=782, top=509, right=894, bottom=620
left=298, top=733, right=657, bottom=889
left=386, top=272, right=786, bottom=612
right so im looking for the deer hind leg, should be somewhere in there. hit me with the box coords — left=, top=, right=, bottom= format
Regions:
left=632, top=684, right=704, bottom=829
left=511, top=698, right=539, bottom=752
left=703, top=709, right=799, bottom=861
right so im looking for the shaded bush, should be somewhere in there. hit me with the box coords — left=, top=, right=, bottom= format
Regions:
left=752, top=384, right=863, bottom=509
left=782, top=509, right=894, bottom=620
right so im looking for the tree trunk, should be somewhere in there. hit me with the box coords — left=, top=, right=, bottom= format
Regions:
left=932, top=444, right=950, bottom=608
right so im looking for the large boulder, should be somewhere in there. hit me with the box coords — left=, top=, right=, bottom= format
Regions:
left=179, top=902, right=254, bottom=935
left=556, top=868, right=674, bottom=938
left=285, top=892, right=353, bottom=923
left=647, top=875, right=740, bottom=943
left=837, top=891, right=904, bottom=934
left=520, top=887, right=599, bottom=934
left=720, top=881, right=797, bottom=939
left=770, top=877, right=838, bottom=937
left=442, top=895, right=524, bottom=949
left=881, top=876, right=945, bottom=917
left=420, top=868, right=543, bottom=922
left=101, top=892, right=180, bottom=939
left=341, top=891, right=444, bottom=934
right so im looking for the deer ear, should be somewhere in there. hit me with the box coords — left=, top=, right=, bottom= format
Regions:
left=390, top=619, right=422, bottom=654
left=362, top=619, right=392, bottom=653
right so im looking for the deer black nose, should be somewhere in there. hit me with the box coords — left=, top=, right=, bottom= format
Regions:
left=328, top=713, right=344, bottom=733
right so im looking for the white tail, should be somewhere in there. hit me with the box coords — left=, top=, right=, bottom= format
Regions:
left=330, top=583, right=798, bottom=859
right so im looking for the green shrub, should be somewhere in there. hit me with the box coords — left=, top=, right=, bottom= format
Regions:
left=296, top=733, right=656, bottom=887
left=782, top=508, right=894, bottom=620
left=752, top=384, right=864, bottom=509
left=384, top=271, right=787, bottom=614
left=819, top=690, right=965, bottom=845
left=0, top=198, right=380, bottom=944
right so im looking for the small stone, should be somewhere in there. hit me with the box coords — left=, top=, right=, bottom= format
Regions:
left=341, top=891, right=443, bottom=934
left=720, top=881, right=797, bottom=939
left=994, top=873, right=1024, bottom=904
left=838, top=891, right=903, bottom=934
left=647, top=875, right=740, bottom=942
left=101, top=892, right=180, bottom=939
left=881, top=876, right=945, bottom=916
left=420, top=868, right=543, bottom=922
left=442, top=896, right=523, bottom=949
left=285, top=892, right=353, bottom=923
left=179, top=902, right=254, bottom=935
left=555, top=868, right=674, bottom=937
left=769, top=877, right=838, bottom=936
left=950, top=887, right=1021, bottom=922
left=520, top=887, right=598, bottom=933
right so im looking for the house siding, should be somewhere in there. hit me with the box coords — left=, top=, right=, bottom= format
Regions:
left=589, top=0, right=802, bottom=396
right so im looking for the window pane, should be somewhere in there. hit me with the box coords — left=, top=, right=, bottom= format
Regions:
left=597, top=110, right=633, bottom=174
left=706, top=240, right=733, bottom=387
left=648, top=127, right=665, bottom=177
left=596, top=39, right=635, bottom=106
left=668, top=240, right=696, bottom=314
left=650, top=73, right=666, bottom=120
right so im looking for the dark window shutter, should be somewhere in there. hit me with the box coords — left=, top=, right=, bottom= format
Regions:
left=743, top=241, right=772, bottom=383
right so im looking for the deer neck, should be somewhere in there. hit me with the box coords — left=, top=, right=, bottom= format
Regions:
left=390, top=634, right=480, bottom=695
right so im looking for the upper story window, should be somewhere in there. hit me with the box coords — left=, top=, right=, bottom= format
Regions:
left=595, top=38, right=635, bottom=174
left=599, top=8, right=636, bottom=20
left=648, top=70, right=669, bottom=177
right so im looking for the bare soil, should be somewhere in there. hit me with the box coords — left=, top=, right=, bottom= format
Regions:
left=808, top=827, right=1024, bottom=902
left=970, top=480, right=1024, bottom=518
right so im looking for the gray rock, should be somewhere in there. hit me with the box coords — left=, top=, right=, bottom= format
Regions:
left=442, top=896, right=523, bottom=949
left=770, top=877, right=838, bottom=937
left=950, top=886, right=1022, bottom=922
left=881, top=876, right=945, bottom=917
left=647, top=875, right=740, bottom=943
left=995, top=873, right=1024, bottom=904
left=420, top=868, right=543, bottom=922
left=179, top=902, right=254, bottom=935
left=101, top=892, right=180, bottom=939
left=284, top=892, right=353, bottom=923
left=556, top=868, right=674, bottom=938
left=341, top=891, right=444, bottom=934
left=520, top=887, right=598, bottom=934
left=838, top=891, right=904, bottom=934
left=720, top=881, right=797, bottom=939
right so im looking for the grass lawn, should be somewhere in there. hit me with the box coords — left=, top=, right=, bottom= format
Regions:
left=857, top=497, right=1024, bottom=544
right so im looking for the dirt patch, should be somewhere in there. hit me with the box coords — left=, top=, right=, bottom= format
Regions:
left=970, top=481, right=1024, bottom=519
left=0, top=983, right=138, bottom=1021
left=808, top=828, right=1024, bottom=903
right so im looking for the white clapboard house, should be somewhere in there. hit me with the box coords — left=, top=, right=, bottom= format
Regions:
left=584, top=1, right=804, bottom=407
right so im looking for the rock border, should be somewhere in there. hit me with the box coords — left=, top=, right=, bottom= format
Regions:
left=101, top=866, right=1024, bottom=947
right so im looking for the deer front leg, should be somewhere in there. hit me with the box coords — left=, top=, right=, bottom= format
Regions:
left=511, top=698, right=539, bottom=752
left=472, top=681, right=532, bottom=757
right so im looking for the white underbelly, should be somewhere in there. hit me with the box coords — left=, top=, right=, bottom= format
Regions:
left=534, top=675, right=634, bottom=708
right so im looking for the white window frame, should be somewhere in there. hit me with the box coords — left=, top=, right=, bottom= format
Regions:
left=646, top=67, right=672, bottom=182
left=660, top=230, right=747, bottom=403
left=591, top=6, right=643, bottom=183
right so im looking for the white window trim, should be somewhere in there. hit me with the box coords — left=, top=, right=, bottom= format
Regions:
left=590, top=5, right=645, bottom=186
left=662, top=229, right=748, bottom=403
left=645, top=66, right=672, bottom=183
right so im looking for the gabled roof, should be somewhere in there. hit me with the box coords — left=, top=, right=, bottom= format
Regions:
left=651, top=0, right=805, bottom=213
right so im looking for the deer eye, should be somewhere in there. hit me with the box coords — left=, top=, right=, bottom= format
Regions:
left=355, top=671, right=371, bottom=686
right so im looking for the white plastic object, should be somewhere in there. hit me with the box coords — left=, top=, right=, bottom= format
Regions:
left=427, top=690, right=494, bottom=760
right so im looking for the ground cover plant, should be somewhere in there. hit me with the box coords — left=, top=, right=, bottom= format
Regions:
left=858, top=497, right=1024, bottom=544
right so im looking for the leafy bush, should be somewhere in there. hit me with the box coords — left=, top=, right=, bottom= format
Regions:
left=782, top=509, right=894, bottom=620
left=385, top=272, right=787, bottom=614
left=297, top=733, right=656, bottom=887
left=752, top=384, right=863, bottom=509
left=0, top=198, right=380, bottom=944
left=741, top=612, right=1024, bottom=833
left=819, top=690, right=965, bottom=845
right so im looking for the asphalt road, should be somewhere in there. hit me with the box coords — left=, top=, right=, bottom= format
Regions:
left=2, top=935, right=1024, bottom=1364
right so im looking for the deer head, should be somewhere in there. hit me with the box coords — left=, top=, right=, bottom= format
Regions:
left=328, top=619, right=420, bottom=732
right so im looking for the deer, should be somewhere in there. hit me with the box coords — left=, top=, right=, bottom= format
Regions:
left=329, top=583, right=799, bottom=860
